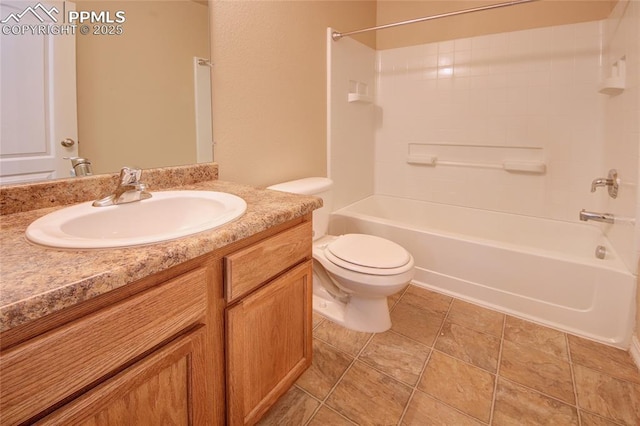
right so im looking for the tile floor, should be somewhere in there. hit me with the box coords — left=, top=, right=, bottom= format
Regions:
left=258, top=284, right=640, bottom=426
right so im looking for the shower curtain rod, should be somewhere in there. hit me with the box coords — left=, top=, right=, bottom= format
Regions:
left=332, top=0, right=539, bottom=41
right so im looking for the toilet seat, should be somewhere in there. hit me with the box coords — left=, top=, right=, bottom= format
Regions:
left=324, top=234, right=413, bottom=276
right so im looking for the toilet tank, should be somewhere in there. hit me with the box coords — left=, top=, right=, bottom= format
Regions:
left=266, top=177, right=333, bottom=240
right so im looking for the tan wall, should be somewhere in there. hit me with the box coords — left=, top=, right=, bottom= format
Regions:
left=77, top=1, right=209, bottom=174
left=210, top=1, right=376, bottom=187
left=376, top=0, right=617, bottom=49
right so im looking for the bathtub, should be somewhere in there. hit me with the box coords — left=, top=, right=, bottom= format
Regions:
left=329, top=195, right=636, bottom=348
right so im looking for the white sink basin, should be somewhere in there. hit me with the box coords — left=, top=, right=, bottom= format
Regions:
left=26, top=190, right=247, bottom=249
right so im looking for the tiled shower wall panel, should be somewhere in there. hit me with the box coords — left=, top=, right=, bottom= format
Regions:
left=602, top=0, right=640, bottom=273
left=328, top=30, right=376, bottom=210
left=375, top=20, right=607, bottom=222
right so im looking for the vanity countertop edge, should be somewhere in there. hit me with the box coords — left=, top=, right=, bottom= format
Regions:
left=0, top=168, right=322, bottom=333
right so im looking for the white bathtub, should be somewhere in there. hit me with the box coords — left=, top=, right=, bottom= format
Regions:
left=329, top=195, right=636, bottom=348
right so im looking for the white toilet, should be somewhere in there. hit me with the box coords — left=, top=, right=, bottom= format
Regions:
left=267, top=177, right=414, bottom=333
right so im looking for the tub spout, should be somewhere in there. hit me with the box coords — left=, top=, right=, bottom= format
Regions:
left=579, top=209, right=614, bottom=224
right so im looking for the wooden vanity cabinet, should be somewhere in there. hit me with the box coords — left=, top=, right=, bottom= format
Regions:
left=0, top=260, right=218, bottom=426
left=224, top=221, right=313, bottom=425
left=0, top=215, right=313, bottom=426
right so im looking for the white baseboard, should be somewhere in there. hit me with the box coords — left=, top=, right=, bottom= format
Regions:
left=630, top=334, right=640, bottom=371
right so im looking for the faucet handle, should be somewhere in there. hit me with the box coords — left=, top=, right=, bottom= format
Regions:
left=590, top=169, right=618, bottom=199
left=119, top=167, right=142, bottom=185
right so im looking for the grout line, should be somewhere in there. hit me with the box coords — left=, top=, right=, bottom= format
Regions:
left=434, top=295, right=455, bottom=342
left=488, top=313, right=506, bottom=425
left=566, top=333, right=583, bottom=426
left=302, top=325, right=374, bottom=425
left=309, top=331, right=377, bottom=424
left=397, top=295, right=455, bottom=425
left=396, top=344, right=434, bottom=425
left=577, top=409, right=627, bottom=426
left=497, top=376, right=581, bottom=411
left=494, top=321, right=587, bottom=414
left=296, top=385, right=324, bottom=426
left=355, top=332, right=377, bottom=358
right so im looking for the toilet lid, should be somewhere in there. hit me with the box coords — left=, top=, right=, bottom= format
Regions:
left=326, top=234, right=411, bottom=272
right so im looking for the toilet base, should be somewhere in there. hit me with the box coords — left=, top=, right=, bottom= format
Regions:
left=312, top=284, right=392, bottom=333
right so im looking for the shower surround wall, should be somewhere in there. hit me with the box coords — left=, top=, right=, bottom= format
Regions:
left=600, top=0, right=640, bottom=359
left=327, top=29, right=376, bottom=210
left=328, top=10, right=639, bottom=350
left=330, top=19, right=640, bottom=257
left=375, top=20, right=607, bottom=225
left=602, top=0, right=640, bottom=277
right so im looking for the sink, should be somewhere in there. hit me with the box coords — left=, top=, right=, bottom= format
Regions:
left=26, top=191, right=247, bottom=249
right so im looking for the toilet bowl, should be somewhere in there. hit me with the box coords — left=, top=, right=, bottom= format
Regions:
left=312, top=234, right=414, bottom=332
left=267, top=177, right=415, bottom=333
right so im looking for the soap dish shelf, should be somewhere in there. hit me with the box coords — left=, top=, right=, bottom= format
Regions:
left=347, top=93, right=374, bottom=103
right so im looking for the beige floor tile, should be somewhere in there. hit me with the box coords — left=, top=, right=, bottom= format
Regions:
left=265, top=291, right=640, bottom=425
left=568, top=335, right=640, bottom=385
left=257, top=386, right=319, bottom=426
left=492, top=378, right=578, bottom=426
left=359, top=331, right=431, bottom=386
left=418, top=351, right=495, bottom=423
left=503, top=316, right=568, bottom=360
left=399, top=285, right=453, bottom=315
left=401, top=389, right=486, bottom=425
left=296, top=339, right=354, bottom=400
left=314, top=319, right=372, bottom=356
left=326, top=360, right=412, bottom=425
left=308, top=405, right=356, bottom=425
left=574, top=364, right=640, bottom=426
left=500, top=339, right=575, bottom=404
left=391, top=300, right=446, bottom=346
left=446, top=299, right=504, bottom=337
left=580, top=410, right=627, bottom=426
left=388, top=284, right=408, bottom=309
left=312, top=312, right=325, bottom=329
left=435, top=321, right=501, bottom=373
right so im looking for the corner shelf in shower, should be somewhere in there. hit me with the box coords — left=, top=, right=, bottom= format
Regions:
left=599, top=56, right=626, bottom=96
left=347, top=93, right=374, bottom=103
left=347, top=79, right=373, bottom=103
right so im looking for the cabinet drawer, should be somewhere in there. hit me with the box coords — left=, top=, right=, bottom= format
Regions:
left=37, top=326, right=209, bottom=426
left=0, top=267, right=207, bottom=425
left=224, top=221, right=311, bottom=303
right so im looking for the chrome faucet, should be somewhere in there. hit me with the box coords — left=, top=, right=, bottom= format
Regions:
left=92, top=167, right=152, bottom=207
left=590, top=169, right=618, bottom=198
left=65, top=157, right=93, bottom=177
left=579, top=209, right=614, bottom=224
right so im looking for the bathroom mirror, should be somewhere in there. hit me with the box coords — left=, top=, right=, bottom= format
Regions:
left=0, top=0, right=211, bottom=183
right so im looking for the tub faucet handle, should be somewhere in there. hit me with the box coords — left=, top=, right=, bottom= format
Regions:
left=590, top=169, right=618, bottom=198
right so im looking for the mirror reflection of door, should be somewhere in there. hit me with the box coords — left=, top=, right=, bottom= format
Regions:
left=0, top=0, right=79, bottom=184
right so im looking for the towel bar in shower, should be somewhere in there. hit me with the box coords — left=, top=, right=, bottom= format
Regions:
left=406, top=156, right=546, bottom=174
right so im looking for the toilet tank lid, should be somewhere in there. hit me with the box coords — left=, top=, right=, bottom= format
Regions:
left=267, top=177, right=333, bottom=195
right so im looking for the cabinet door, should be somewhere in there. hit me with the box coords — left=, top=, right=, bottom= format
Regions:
left=1, top=267, right=207, bottom=425
left=38, top=326, right=212, bottom=426
left=226, top=261, right=313, bottom=425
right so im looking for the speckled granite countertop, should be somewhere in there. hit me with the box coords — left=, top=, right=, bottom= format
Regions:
left=0, top=164, right=321, bottom=333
